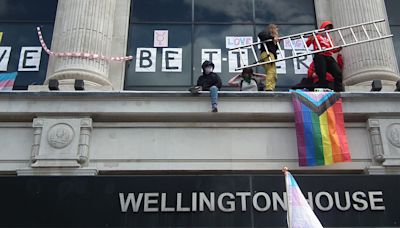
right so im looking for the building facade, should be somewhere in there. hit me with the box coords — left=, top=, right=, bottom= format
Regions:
left=0, top=0, right=400, bottom=227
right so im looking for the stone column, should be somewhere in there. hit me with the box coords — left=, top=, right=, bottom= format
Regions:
left=46, top=0, right=117, bottom=88
left=314, top=0, right=332, bottom=25
left=330, top=0, right=399, bottom=86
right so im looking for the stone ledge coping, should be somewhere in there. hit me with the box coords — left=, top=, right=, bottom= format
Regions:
left=0, top=91, right=399, bottom=122
left=0, top=91, right=400, bottom=99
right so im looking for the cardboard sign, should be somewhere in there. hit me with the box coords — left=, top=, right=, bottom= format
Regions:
left=226, top=36, right=253, bottom=49
left=154, top=30, right=169, bottom=48
left=0, top=47, right=11, bottom=71
left=135, top=48, right=157, bottom=72
left=293, top=50, right=313, bottom=74
left=201, top=49, right=222, bottom=73
left=162, top=48, right=182, bottom=72
left=18, top=47, right=42, bottom=72
left=276, top=51, right=286, bottom=74
left=284, top=38, right=307, bottom=50
left=228, top=49, right=248, bottom=73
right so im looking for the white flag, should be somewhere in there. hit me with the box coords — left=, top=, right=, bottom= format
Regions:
left=285, top=171, right=323, bottom=228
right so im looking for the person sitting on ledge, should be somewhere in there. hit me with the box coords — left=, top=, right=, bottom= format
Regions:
left=192, top=60, right=222, bottom=113
left=228, top=68, right=267, bottom=91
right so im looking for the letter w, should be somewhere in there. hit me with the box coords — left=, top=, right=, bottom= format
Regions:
left=119, top=193, right=143, bottom=213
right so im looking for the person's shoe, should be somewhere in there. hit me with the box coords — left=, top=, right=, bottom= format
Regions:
left=212, top=107, right=218, bottom=113
left=189, top=86, right=201, bottom=94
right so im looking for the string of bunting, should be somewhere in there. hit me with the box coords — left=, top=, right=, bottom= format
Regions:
left=36, top=27, right=134, bottom=62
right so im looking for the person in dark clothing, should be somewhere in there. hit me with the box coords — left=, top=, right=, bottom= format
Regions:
left=195, top=60, right=222, bottom=112
left=258, top=24, right=279, bottom=91
left=306, top=21, right=344, bottom=92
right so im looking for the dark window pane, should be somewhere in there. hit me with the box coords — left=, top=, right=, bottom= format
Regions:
left=194, top=0, right=253, bottom=23
left=125, top=24, right=192, bottom=90
left=0, top=0, right=58, bottom=22
left=131, top=0, right=192, bottom=22
left=0, top=23, right=54, bottom=90
left=193, top=25, right=254, bottom=89
left=255, top=0, right=315, bottom=24
left=391, top=26, right=400, bottom=69
left=386, top=0, right=400, bottom=25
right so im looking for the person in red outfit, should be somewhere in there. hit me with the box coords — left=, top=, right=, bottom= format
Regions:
left=307, top=54, right=344, bottom=90
left=306, top=21, right=344, bottom=92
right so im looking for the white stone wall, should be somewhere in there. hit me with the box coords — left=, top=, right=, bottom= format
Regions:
left=0, top=92, right=399, bottom=175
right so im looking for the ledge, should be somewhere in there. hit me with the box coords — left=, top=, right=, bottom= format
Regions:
left=2, top=91, right=400, bottom=98
left=0, top=91, right=399, bottom=122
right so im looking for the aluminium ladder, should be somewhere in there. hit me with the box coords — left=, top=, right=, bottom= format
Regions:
left=230, top=19, right=393, bottom=71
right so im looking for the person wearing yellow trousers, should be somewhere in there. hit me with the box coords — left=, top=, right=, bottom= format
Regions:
left=260, top=52, right=277, bottom=91
left=258, top=24, right=279, bottom=91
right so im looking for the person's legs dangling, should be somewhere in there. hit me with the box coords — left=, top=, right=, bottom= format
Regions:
left=210, top=86, right=219, bottom=112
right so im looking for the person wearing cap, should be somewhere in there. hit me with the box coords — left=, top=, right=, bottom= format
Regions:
left=306, top=21, right=344, bottom=92
left=195, top=60, right=222, bottom=112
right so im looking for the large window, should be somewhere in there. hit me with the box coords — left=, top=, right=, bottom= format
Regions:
left=385, top=0, right=400, bottom=71
left=125, top=0, right=316, bottom=91
left=0, top=0, right=58, bottom=90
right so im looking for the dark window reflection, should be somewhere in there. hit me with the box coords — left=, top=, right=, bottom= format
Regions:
left=131, top=0, right=192, bottom=22
left=391, top=27, right=400, bottom=69
left=0, top=24, right=54, bottom=90
left=125, top=24, right=192, bottom=90
left=0, top=0, right=57, bottom=90
left=194, top=0, right=253, bottom=23
left=193, top=25, right=254, bottom=88
left=386, top=0, right=400, bottom=69
left=385, top=0, right=400, bottom=25
left=0, top=0, right=58, bottom=22
left=255, top=0, right=315, bottom=24
left=127, top=0, right=317, bottom=91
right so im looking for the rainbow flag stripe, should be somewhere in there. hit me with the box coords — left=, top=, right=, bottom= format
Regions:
left=292, top=90, right=351, bottom=167
left=0, top=72, right=17, bottom=91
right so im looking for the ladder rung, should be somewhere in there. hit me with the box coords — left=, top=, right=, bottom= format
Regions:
left=250, top=46, right=259, bottom=64
left=288, top=38, right=297, bottom=56
left=238, top=48, right=246, bottom=68
left=325, top=32, right=334, bottom=47
left=337, top=30, right=347, bottom=45
left=349, top=27, right=359, bottom=42
left=361, top=25, right=371, bottom=40
left=300, top=35, right=309, bottom=53
left=373, top=22, right=383, bottom=37
left=312, top=32, right=322, bottom=50
left=276, top=42, right=285, bottom=60
left=262, top=43, right=272, bottom=62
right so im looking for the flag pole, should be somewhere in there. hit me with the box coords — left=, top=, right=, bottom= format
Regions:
left=283, top=167, right=292, bottom=228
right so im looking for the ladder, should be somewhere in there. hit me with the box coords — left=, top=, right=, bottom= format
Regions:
left=230, top=19, right=393, bottom=71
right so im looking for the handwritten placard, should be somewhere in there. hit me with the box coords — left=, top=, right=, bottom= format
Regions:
left=226, top=36, right=253, bottom=49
